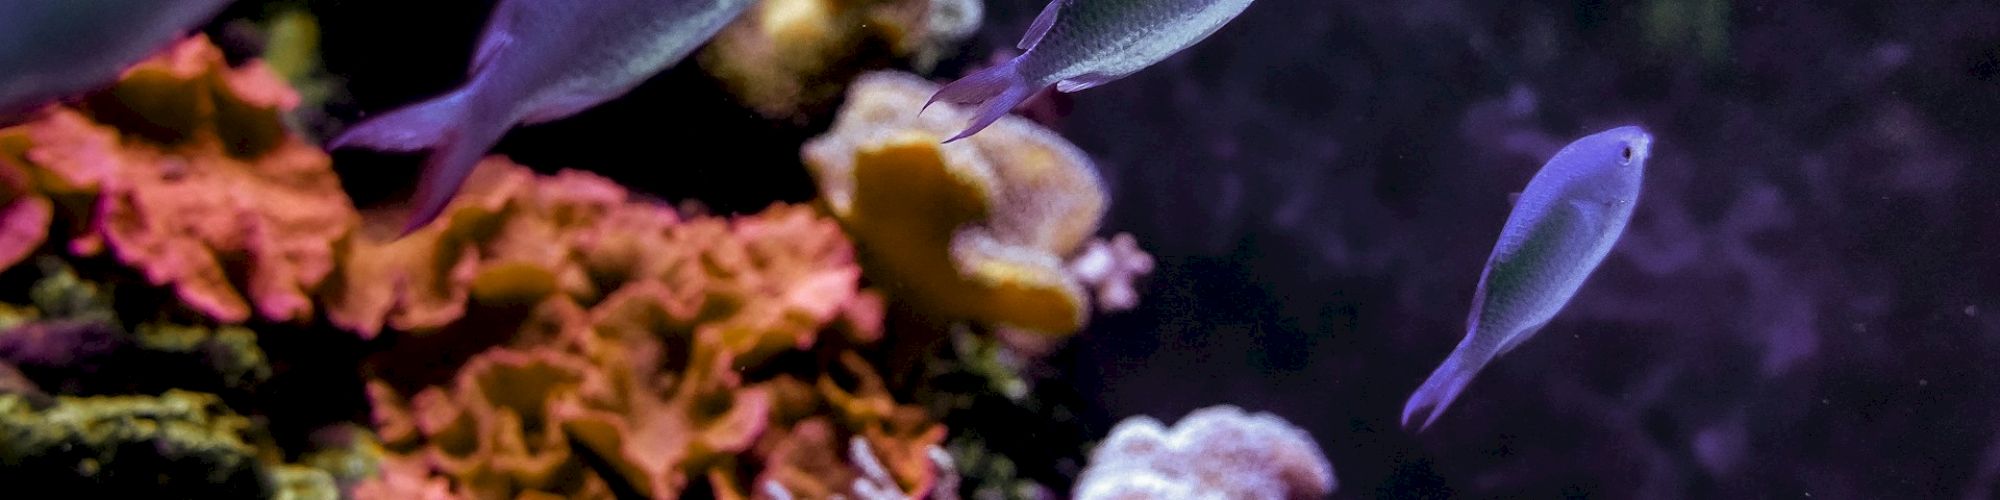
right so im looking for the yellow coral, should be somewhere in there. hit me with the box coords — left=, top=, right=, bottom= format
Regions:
left=803, top=71, right=1106, bottom=335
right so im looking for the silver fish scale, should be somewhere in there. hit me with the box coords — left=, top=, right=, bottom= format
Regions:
left=1024, top=0, right=1252, bottom=85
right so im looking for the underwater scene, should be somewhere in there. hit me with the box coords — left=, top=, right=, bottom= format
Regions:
left=0, top=0, right=1995, bottom=498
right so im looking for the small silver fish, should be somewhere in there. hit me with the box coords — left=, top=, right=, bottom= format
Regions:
left=1402, top=125, right=1654, bottom=431
left=0, top=0, right=234, bottom=120
left=330, top=0, right=755, bottom=233
left=925, top=0, right=1255, bottom=142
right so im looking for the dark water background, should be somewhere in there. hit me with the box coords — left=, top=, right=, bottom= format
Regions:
left=305, top=0, right=2000, bottom=497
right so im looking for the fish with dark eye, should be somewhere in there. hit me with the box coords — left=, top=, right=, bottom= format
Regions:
left=329, top=0, right=756, bottom=234
left=1401, top=125, right=1654, bottom=431
left=925, top=0, right=1256, bottom=142
left=0, top=0, right=235, bottom=121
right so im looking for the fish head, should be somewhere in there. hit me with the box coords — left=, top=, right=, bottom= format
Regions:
left=1560, top=125, right=1652, bottom=206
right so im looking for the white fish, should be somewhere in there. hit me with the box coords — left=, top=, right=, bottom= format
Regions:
left=925, top=0, right=1256, bottom=142
left=329, top=0, right=755, bottom=233
left=1402, top=125, right=1654, bottom=431
left=0, top=0, right=235, bottom=120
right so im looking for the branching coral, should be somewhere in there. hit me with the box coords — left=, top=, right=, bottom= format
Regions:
left=803, top=71, right=1111, bottom=336
left=0, top=35, right=357, bottom=324
left=1074, top=405, right=1337, bottom=500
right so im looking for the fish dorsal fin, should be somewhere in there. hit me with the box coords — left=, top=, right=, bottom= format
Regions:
left=1019, top=0, right=1063, bottom=50
left=1508, top=191, right=1522, bottom=207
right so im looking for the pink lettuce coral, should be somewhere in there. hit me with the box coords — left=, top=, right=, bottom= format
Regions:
left=0, top=36, right=356, bottom=323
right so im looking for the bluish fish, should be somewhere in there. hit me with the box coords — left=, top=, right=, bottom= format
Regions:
left=925, top=0, right=1255, bottom=142
left=0, top=0, right=234, bottom=120
left=330, top=0, right=755, bottom=234
left=1402, top=125, right=1654, bottom=431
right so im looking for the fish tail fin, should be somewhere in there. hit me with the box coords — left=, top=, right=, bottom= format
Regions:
left=327, top=88, right=505, bottom=236
left=923, top=58, right=1035, bottom=143
left=398, top=120, right=506, bottom=236
left=328, top=90, right=472, bottom=152
left=1401, top=339, right=1496, bottom=432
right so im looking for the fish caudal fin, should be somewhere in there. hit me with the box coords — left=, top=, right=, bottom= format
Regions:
left=1401, top=341, right=1496, bottom=432
left=923, top=58, right=1036, bottom=143
left=328, top=90, right=471, bottom=152
left=327, top=89, right=503, bottom=236
left=399, top=123, right=504, bottom=235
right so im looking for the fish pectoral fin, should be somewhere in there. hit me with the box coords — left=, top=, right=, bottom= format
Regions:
left=1056, top=72, right=1125, bottom=93
left=1019, top=0, right=1064, bottom=50
left=1566, top=198, right=1612, bottom=232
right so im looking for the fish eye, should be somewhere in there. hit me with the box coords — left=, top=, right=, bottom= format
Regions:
left=1618, top=145, right=1634, bottom=165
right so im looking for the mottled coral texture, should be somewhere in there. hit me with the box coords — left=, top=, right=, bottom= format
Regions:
left=346, top=159, right=945, bottom=499
left=1073, top=405, right=1336, bottom=500
left=803, top=71, right=1125, bottom=336
left=0, top=35, right=355, bottom=324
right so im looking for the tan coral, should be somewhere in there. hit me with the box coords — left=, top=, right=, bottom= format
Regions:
left=0, top=36, right=356, bottom=324
left=362, top=347, right=616, bottom=499
left=803, top=71, right=1106, bottom=335
left=321, top=159, right=619, bottom=338
left=557, top=328, right=774, bottom=499
left=819, top=352, right=948, bottom=496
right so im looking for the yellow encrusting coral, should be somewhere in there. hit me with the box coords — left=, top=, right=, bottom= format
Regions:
left=803, top=71, right=1107, bottom=336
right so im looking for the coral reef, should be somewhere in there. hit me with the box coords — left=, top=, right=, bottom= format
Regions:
left=1073, top=405, right=1336, bottom=500
left=0, top=32, right=978, bottom=499
left=803, top=71, right=1114, bottom=336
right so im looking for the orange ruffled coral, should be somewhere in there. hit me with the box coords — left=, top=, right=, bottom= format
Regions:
left=352, top=166, right=942, bottom=499
left=0, top=36, right=355, bottom=323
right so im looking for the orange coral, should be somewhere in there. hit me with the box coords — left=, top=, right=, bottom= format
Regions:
left=350, top=177, right=943, bottom=499
left=0, top=35, right=355, bottom=323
